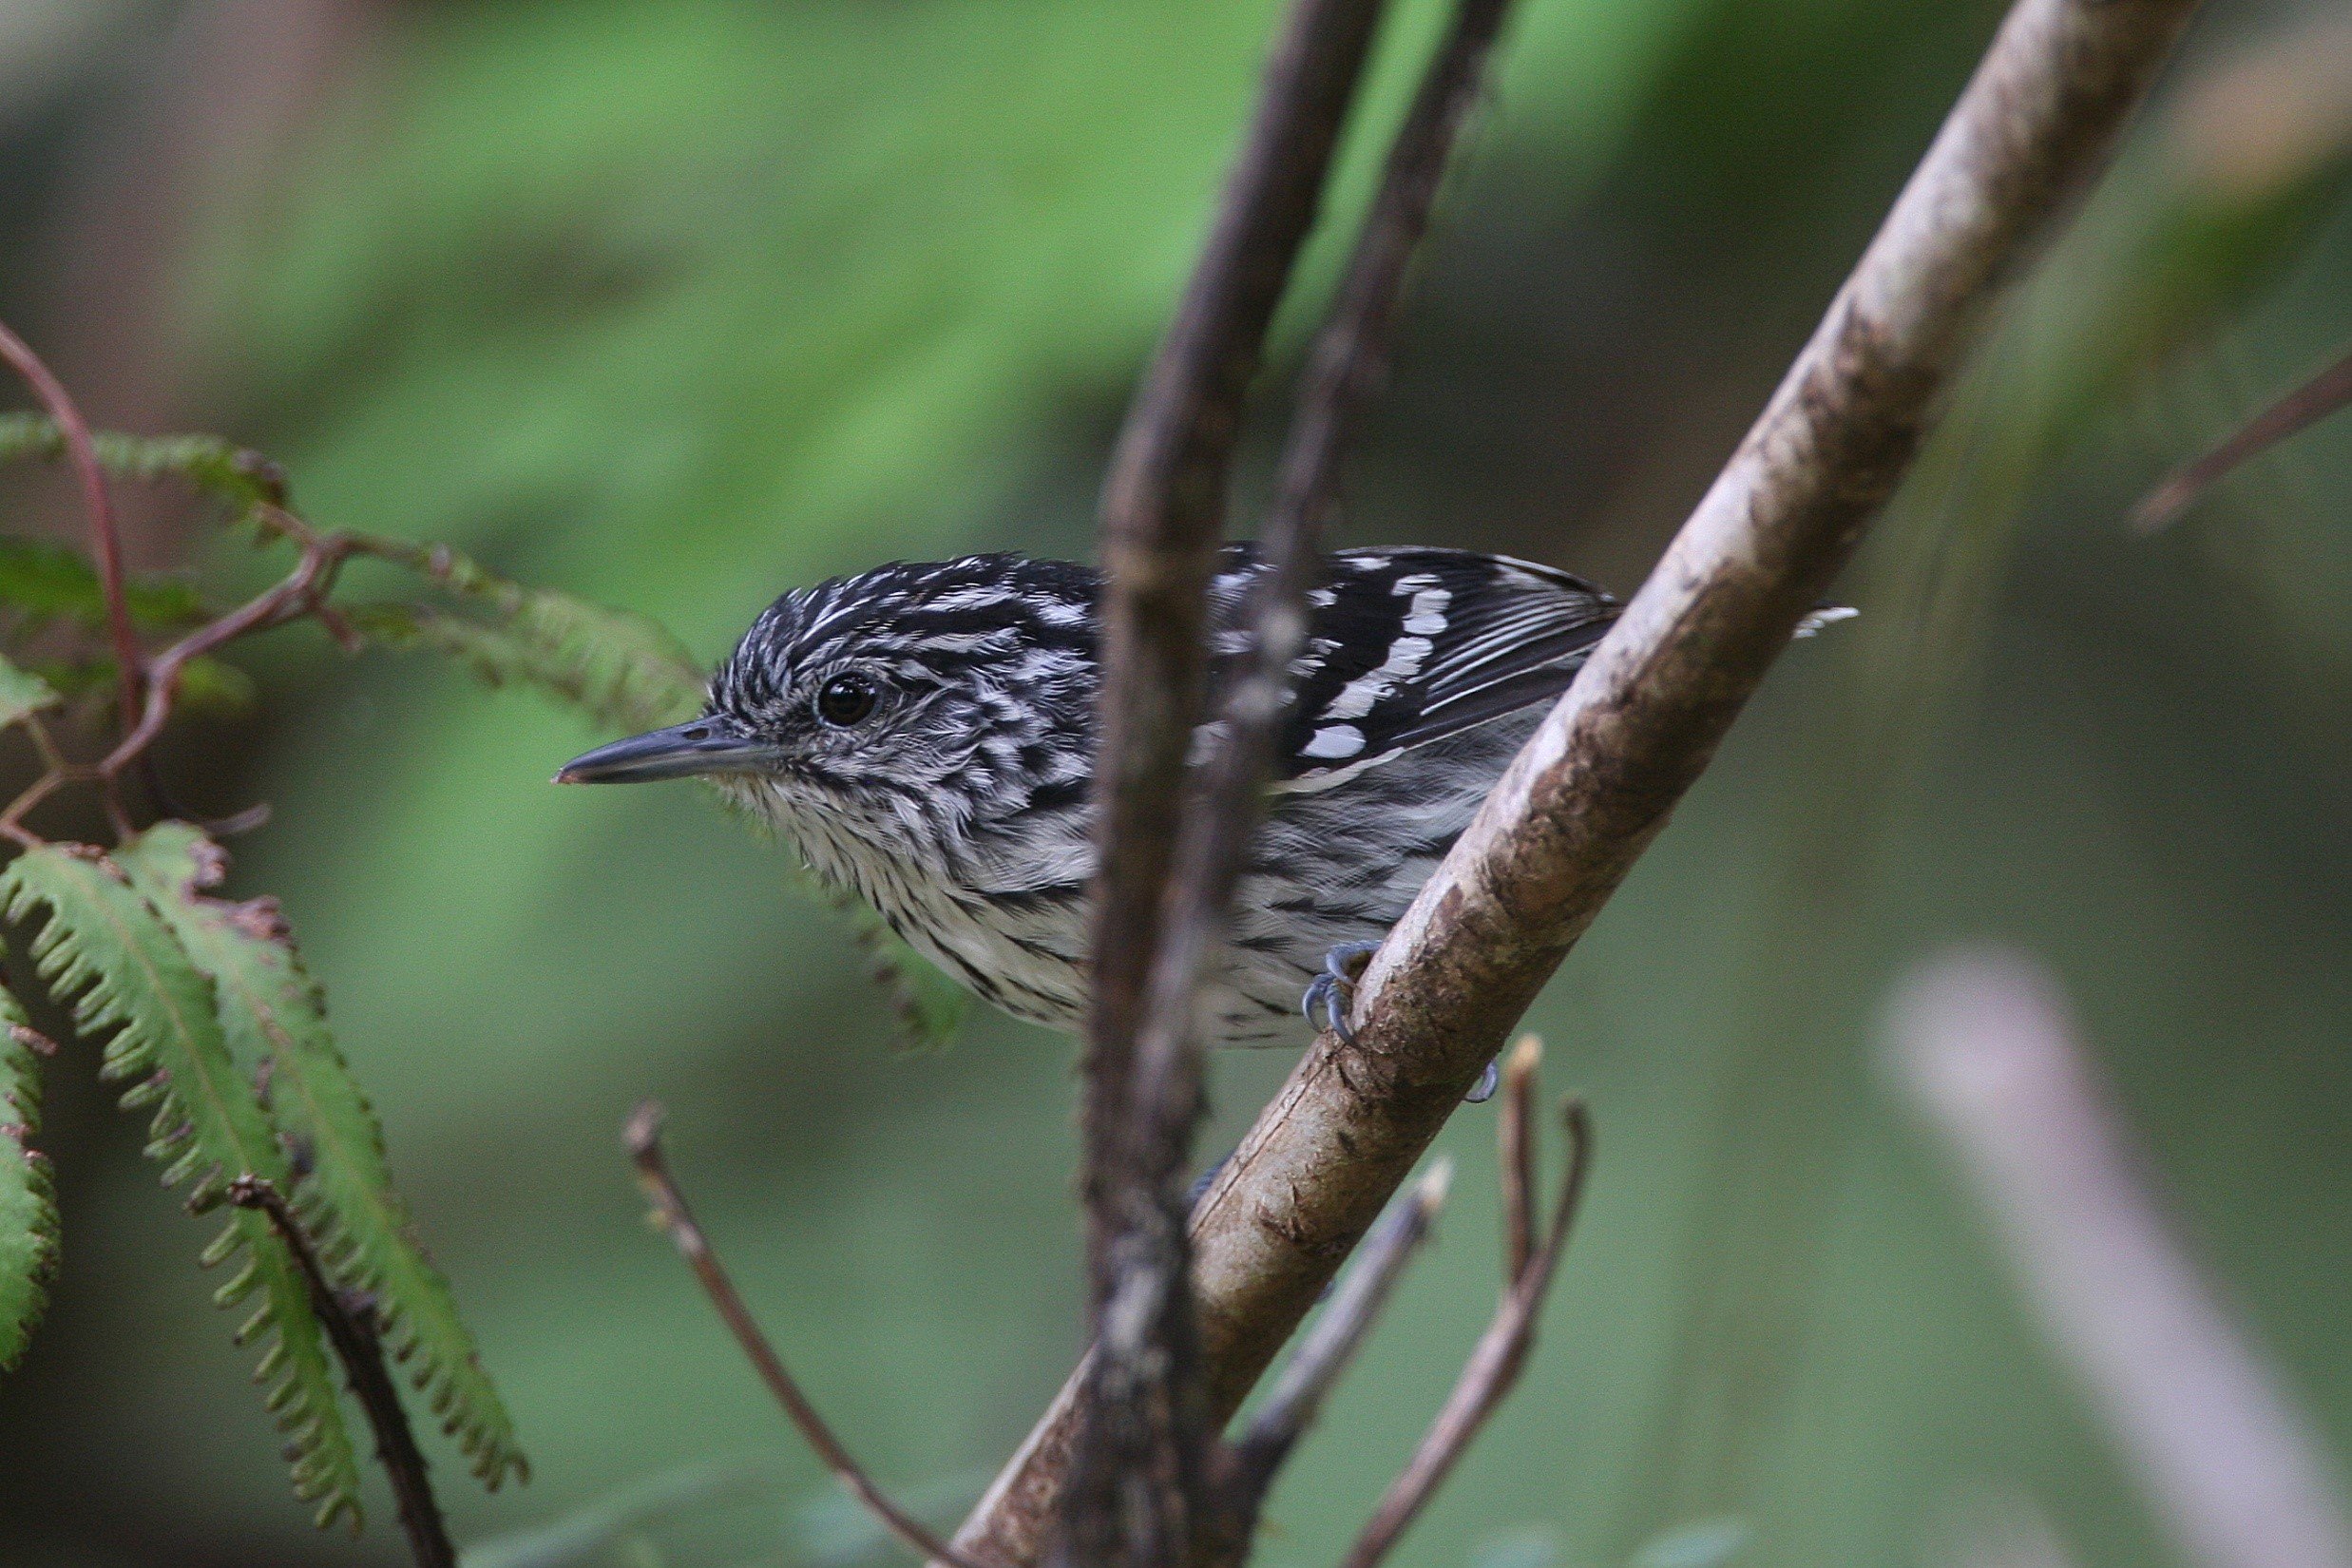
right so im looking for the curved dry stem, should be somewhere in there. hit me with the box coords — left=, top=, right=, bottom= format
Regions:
left=0, top=320, right=143, bottom=739
left=624, top=1102, right=996, bottom=1568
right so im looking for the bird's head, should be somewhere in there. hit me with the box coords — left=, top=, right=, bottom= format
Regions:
left=555, top=554, right=1098, bottom=842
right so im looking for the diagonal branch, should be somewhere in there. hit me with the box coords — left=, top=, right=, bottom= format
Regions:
left=2132, top=342, right=2352, bottom=531
left=1886, top=951, right=2352, bottom=1568
left=953, top=3, right=2206, bottom=1560
left=624, top=1103, right=992, bottom=1568
left=1224, top=1158, right=1454, bottom=1502
left=1341, top=1095, right=1591, bottom=1568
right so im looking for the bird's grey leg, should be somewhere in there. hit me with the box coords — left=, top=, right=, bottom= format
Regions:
left=1304, top=942, right=1501, bottom=1103
left=1302, top=941, right=1382, bottom=1042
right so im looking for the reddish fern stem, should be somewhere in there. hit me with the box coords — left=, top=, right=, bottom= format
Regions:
left=0, top=321, right=143, bottom=737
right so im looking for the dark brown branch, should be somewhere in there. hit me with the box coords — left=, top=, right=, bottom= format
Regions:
left=2132, top=342, right=2352, bottom=532
left=225, top=1175, right=454, bottom=1568
left=1341, top=1099, right=1590, bottom=1568
left=1073, top=0, right=1390, bottom=1563
left=623, top=1102, right=992, bottom=1568
left=1136, top=0, right=1525, bottom=1196
left=0, top=320, right=143, bottom=740
left=953, top=4, right=2205, bottom=1560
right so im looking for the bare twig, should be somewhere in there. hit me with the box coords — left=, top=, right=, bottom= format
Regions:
left=1341, top=1097, right=1591, bottom=1568
left=1073, top=0, right=1389, bottom=1562
left=1497, top=1036, right=1540, bottom=1280
left=99, top=507, right=349, bottom=780
left=1225, top=1159, right=1454, bottom=1501
left=1886, top=950, right=2352, bottom=1568
left=2132, top=342, right=2352, bottom=531
left=225, top=1175, right=454, bottom=1568
left=622, top=1102, right=992, bottom=1568
left=954, top=4, right=2205, bottom=1559
left=0, top=320, right=143, bottom=740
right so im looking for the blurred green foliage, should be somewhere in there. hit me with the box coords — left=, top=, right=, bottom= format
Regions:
left=2, top=2, right=2349, bottom=1566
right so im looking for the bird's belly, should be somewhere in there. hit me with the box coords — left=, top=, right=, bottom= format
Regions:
left=832, top=717, right=1533, bottom=1044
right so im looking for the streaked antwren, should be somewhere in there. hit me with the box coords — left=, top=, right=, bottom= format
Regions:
left=559, top=546, right=1848, bottom=1073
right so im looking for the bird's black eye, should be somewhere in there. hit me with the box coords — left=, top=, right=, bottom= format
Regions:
left=814, top=673, right=877, bottom=726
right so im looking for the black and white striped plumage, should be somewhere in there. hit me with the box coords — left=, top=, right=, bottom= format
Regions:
left=570, top=546, right=1628, bottom=1042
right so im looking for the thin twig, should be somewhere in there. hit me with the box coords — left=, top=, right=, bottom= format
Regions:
left=1072, top=1, right=1391, bottom=1563
left=2132, top=342, right=2352, bottom=531
left=101, top=511, right=349, bottom=780
left=0, top=320, right=143, bottom=740
left=622, top=1102, right=993, bottom=1568
left=1227, top=1159, right=1455, bottom=1498
left=953, top=3, right=2204, bottom=1560
left=225, top=1175, right=455, bottom=1568
left=1886, top=950, right=2352, bottom=1568
left=1497, top=1035, right=1540, bottom=1281
left=1340, top=1100, right=1591, bottom=1568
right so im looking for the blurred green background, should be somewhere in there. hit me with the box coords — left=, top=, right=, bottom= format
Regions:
left=1, top=1, right=2348, bottom=1565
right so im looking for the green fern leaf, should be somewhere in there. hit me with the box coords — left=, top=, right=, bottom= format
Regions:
left=0, top=652, right=61, bottom=734
left=0, top=535, right=214, bottom=634
left=0, top=843, right=366, bottom=1527
left=825, top=887, right=970, bottom=1053
left=115, top=822, right=528, bottom=1489
left=0, top=979, right=60, bottom=1372
left=348, top=598, right=701, bottom=735
left=0, top=412, right=285, bottom=511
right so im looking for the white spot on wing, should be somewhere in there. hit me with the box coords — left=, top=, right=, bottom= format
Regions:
left=1401, top=586, right=1450, bottom=637
left=1302, top=724, right=1365, bottom=759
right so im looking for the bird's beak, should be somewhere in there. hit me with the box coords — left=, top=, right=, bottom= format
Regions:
left=554, top=719, right=772, bottom=784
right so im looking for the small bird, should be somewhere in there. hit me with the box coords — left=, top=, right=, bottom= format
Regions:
left=558, top=546, right=1845, bottom=1051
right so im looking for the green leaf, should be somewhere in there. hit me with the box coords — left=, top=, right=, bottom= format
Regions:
left=826, top=887, right=970, bottom=1053
left=0, top=842, right=365, bottom=1528
left=0, top=536, right=212, bottom=634
left=0, top=979, right=59, bottom=1372
left=0, top=412, right=285, bottom=511
left=116, top=822, right=528, bottom=1490
left=348, top=589, right=703, bottom=736
left=0, top=653, right=60, bottom=733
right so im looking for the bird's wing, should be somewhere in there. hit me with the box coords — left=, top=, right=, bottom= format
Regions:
left=1209, top=545, right=1620, bottom=792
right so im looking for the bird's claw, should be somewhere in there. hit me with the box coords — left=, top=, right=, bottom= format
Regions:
left=1464, top=1058, right=1500, bottom=1102
left=1302, top=942, right=1381, bottom=1042
left=1303, top=943, right=1502, bottom=1104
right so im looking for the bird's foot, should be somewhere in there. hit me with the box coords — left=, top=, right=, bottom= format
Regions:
left=1302, top=942, right=1381, bottom=1042
left=1302, top=943, right=1501, bottom=1104
left=1465, top=1058, right=1501, bottom=1102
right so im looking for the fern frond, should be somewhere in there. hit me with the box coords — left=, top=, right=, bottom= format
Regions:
left=0, top=652, right=61, bottom=734
left=0, top=537, right=213, bottom=637
left=116, top=823, right=528, bottom=1489
left=347, top=597, right=702, bottom=736
left=0, top=412, right=284, bottom=510
left=0, top=978, right=59, bottom=1372
left=825, top=886, right=970, bottom=1053
left=0, top=844, right=365, bottom=1526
